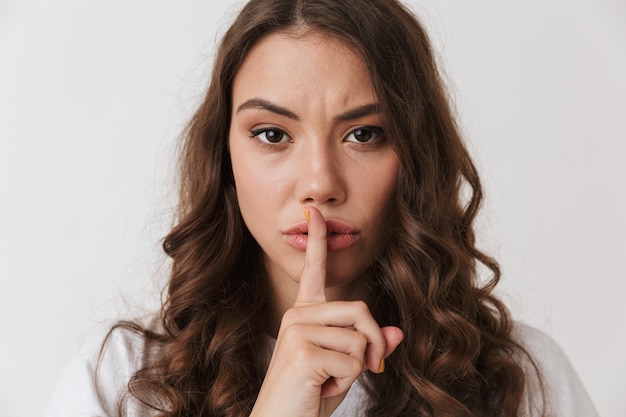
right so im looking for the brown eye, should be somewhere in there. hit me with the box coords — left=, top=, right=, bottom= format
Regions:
left=353, top=128, right=373, bottom=142
left=264, top=129, right=284, bottom=143
left=345, top=126, right=384, bottom=143
left=250, top=128, right=289, bottom=144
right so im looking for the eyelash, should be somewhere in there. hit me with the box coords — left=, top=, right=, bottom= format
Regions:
left=249, top=127, right=292, bottom=146
left=345, top=126, right=385, bottom=144
left=248, top=126, right=385, bottom=148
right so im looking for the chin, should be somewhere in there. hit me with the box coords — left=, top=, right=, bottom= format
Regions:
left=325, top=260, right=370, bottom=289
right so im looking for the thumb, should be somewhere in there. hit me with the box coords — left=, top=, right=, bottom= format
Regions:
left=379, top=326, right=404, bottom=372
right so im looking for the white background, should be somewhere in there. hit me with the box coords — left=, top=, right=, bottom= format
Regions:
left=1, top=1, right=624, bottom=416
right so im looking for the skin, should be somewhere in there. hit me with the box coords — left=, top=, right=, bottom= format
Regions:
left=228, top=30, right=404, bottom=417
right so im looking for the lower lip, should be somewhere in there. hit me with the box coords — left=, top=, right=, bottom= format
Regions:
left=284, top=233, right=360, bottom=251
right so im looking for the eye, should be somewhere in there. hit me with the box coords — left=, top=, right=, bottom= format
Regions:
left=344, top=126, right=384, bottom=143
left=249, top=127, right=290, bottom=145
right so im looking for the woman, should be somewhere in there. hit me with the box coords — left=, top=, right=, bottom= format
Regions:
left=45, top=0, right=598, bottom=416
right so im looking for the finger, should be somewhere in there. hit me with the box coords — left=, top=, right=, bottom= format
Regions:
left=306, top=347, right=363, bottom=398
left=375, top=326, right=404, bottom=374
left=295, top=206, right=327, bottom=306
left=381, top=326, right=404, bottom=358
left=286, top=300, right=388, bottom=373
left=272, top=325, right=367, bottom=397
left=303, top=302, right=400, bottom=374
left=279, top=323, right=369, bottom=361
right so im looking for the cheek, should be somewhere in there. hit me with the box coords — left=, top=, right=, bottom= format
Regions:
left=366, top=155, right=400, bottom=216
left=360, top=157, right=399, bottom=254
left=233, top=167, right=283, bottom=206
left=230, top=144, right=259, bottom=221
left=230, top=147, right=287, bottom=230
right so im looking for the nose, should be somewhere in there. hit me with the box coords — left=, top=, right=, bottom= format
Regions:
left=295, top=141, right=346, bottom=205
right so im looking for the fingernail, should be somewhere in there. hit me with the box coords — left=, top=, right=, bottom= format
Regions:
left=304, top=206, right=310, bottom=223
left=378, top=358, right=385, bottom=373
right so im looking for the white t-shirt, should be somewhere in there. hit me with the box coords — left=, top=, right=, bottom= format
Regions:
left=44, top=322, right=599, bottom=417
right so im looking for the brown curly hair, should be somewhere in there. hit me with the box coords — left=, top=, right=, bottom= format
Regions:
left=105, top=0, right=545, bottom=416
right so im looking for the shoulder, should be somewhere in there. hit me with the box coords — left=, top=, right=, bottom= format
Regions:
left=511, top=322, right=567, bottom=368
left=511, top=322, right=599, bottom=417
left=96, top=321, right=156, bottom=391
left=44, top=319, right=158, bottom=417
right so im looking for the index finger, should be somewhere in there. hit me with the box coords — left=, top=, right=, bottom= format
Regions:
left=294, top=206, right=327, bottom=306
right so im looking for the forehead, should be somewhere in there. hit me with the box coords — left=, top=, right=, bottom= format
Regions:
left=242, top=29, right=366, bottom=70
left=231, top=30, right=377, bottom=110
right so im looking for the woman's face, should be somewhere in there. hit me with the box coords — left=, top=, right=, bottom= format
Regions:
left=229, top=31, right=399, bottom=301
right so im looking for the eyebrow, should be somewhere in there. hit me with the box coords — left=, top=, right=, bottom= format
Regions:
left=335, top=103, right=381, bottom=121
left=236, top=98, right=381, bottom=122
left=236, top=98, right=300, bottom=120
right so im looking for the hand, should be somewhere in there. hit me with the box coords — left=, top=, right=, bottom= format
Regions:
left=250, top=206, right=404, bottom=417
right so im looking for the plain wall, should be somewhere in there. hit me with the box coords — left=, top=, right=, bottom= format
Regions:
left=1, top=1, right=624, bottom=416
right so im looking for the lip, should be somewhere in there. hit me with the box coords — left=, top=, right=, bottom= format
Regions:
left=283, top=219, right=360, bottom=251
